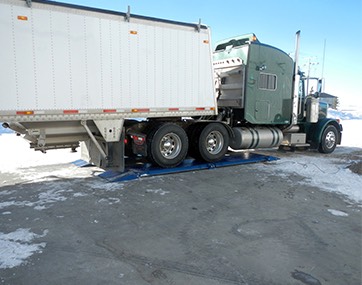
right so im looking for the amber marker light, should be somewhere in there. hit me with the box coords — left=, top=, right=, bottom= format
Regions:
left=132, top=108, right=149, bottom=113
left=17, top=16, right=28, bottom=21
left=16, top=111, right=34, bottom=115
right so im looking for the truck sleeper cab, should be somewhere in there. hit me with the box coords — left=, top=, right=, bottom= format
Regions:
left=212, top=33, right=342, bottom=154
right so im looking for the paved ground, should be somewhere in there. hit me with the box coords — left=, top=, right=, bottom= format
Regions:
left=0, top=150, right=361, bottom=285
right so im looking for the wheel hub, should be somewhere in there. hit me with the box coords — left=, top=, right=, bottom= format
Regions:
left=160, top=133, right=181, bottom=159
left=206, top=131, right=223, bottom=154
left=325, top=131, right=336, bottom=149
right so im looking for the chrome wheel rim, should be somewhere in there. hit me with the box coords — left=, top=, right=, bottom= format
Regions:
left=325, top=130, right=336, bottom=149
left=205, top=131, right=224, bottom=154
left=159, top=133, right=182, bottom=159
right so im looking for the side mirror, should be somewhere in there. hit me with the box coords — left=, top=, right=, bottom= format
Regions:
left=317, top=78, right=324, bottom=93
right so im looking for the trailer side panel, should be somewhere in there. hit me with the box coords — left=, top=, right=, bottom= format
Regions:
left=0, top=0, right=216, bottom=121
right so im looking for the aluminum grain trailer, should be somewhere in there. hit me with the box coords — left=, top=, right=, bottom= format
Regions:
left=0, top=0, right=217, bottom=170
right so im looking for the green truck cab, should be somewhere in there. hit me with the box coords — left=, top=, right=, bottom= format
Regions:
left=213, top=33, right=342, bottom=153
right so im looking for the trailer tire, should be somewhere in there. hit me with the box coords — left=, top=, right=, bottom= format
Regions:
left=318, top=124, right=338, bottom=154
left=147, top=123, right=188, bottom=168
left=194, top=123, right=229, bottom=162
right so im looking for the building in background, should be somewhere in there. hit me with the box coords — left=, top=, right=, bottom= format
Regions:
left=319, top=92, right=339, bottom=109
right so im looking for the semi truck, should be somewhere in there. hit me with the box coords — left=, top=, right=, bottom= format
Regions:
left=0, top=0, right=342, bottom=172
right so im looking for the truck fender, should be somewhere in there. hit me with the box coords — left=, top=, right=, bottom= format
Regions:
left=307, top=118, right=342, bottom=148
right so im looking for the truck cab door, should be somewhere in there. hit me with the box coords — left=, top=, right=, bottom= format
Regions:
left=244, top=43, right=294, bottom=125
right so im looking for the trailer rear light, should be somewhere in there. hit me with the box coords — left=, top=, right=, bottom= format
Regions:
left=130, top=30, right=138, bottom=35
left=132, top=135, right=145, bottom=142
left=17, top=16, right=28, bottom=21
left=103, top=109, right=116, bottom=113
left=196, top=107, right=205, bottom=111
left=16, top=111, right=34, bottom=115
left=130, top=135, right=146, bottom=145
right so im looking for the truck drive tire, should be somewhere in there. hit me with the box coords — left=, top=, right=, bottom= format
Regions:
left=318, top=124, right=338, bottom=154
left=194, top=123, right=229, bottom=162
left=147, top=123, right=188, bottom=168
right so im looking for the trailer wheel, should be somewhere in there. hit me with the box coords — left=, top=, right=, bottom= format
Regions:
left=318, top=125, right=338, bottom=153
left=195, top=123, right=229, bottom=162
left=147, top=123, right=188, bottom=168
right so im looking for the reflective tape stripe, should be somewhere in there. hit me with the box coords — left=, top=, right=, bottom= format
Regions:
left=63, top=110, right=79, bottom=114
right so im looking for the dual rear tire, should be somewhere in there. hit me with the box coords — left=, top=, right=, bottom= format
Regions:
left=147, top=123, right=188, bottom=168
left=190, top=123, right=229, bottom=163
left=147, top=122, right=229, bottom=168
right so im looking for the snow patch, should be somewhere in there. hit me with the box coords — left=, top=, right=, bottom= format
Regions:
left=146, top=189, right=170, bottom=196
left=0, top=200, right=34, bottom=210
left=0, top=183, right=74, bottom=211
left=73, top=192, right=88, bottom=197
left=328, top=108, right=362, bottom=120
left=0, top=228, right=48, bottom=269
left=85, top=181, right=124, bottom=192
left=264, top=156, right=362, bottom=203
left=0, top=190, right=16, bottom=196
left=327, top=209, right=349, bottom=217
left=98, top=197, right=121, bottom=205
left=0, top=134, right=80, bottom=173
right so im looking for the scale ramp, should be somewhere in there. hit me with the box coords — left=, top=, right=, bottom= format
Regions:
left=97, top=152, right=279, bottom=182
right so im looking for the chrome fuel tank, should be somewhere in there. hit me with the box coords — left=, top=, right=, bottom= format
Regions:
left=230, top=127, right=283, bottom=149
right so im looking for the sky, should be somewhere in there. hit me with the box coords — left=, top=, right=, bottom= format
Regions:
left=59, top=0, right=361, bottom=109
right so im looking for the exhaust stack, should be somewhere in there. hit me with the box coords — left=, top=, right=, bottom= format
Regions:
left=291, top=30, right=301, bottom=125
